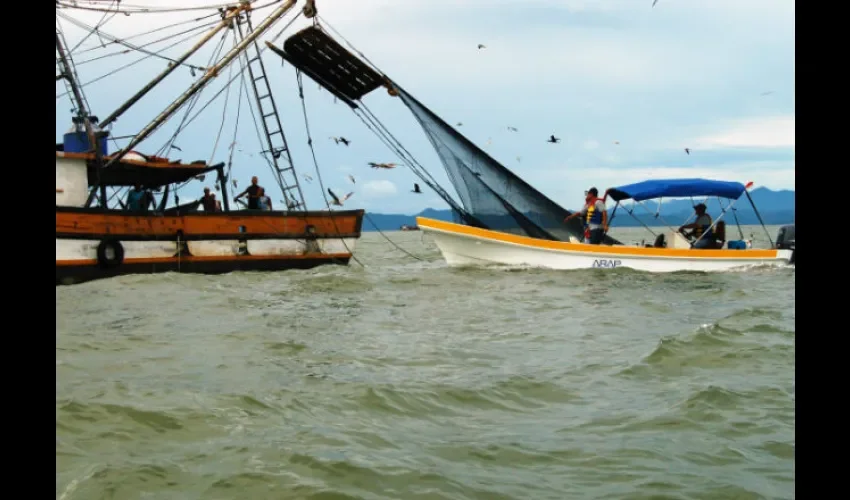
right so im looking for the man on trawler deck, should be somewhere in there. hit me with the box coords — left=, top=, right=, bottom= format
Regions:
left=200, top=187, right=220, bottom=212
left=257, top=187, right=273, bottom=210
left=126, top=184, right=155, bottom=213
left=234, top=176, right=263, bottom=209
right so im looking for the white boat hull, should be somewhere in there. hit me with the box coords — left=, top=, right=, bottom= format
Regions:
left=416, top=217, right=793, bottom=273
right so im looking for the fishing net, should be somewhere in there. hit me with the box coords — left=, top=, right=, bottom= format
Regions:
left=395, top=87, right=621, bottom=244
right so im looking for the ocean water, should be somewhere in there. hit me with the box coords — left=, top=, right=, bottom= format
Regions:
left=56, top=225, right=795, bottom=500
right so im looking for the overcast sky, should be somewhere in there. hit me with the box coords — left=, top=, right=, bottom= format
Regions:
left=56, top=0, right=795, bottom=214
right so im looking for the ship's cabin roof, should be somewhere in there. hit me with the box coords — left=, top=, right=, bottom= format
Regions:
left=56, top=150, right=221, bottom=187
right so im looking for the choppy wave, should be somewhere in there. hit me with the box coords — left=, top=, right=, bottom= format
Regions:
left=57, top=229, right=795, bottom=499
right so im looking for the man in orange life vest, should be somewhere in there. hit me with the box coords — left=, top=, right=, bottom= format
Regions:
left=563, top=187, right=609, bottom=244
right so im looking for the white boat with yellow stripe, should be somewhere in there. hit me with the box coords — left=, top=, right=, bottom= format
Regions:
left=417, top=179, right=794, bottom=273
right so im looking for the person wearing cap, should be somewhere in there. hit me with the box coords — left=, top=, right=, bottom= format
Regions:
left=678, top=203, right=715, bottom=249
left=563, top=187, right=609, bottom=244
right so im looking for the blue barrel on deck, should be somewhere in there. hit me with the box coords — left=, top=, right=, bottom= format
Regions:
left=63, top=116, right=109, bottom=155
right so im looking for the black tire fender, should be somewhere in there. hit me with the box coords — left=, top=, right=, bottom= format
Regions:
left=96, top=239, right=124, bottom=269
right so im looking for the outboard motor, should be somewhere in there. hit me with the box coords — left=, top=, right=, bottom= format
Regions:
left=775, top=224, right=795, bottom=264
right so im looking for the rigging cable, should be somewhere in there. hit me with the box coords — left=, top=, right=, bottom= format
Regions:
left=100, top=10, right=303, bottom=196
left=68, top=0, right=118, bottom=54
left=294, top=70, right=364, bottom=267
left=359, top=102, right=452, bottom=196
left=350, top=103, right=469, bottom=221
left=207, top=34, right=238, bottom=164
left=229, top=7, right=305, bottom=203
left=56, top=10, right=210, bottom=75
left=362, top=213, right=425, bottom=261
left=274, top=52, right=430, bottom=261
left=169, top=32, right=241, bottom=200
left=74, top=10, right=221, bottom=57
left=75, top=18, right=222, bottom=67
left=56, top=18, right=215, bottom=99
left=223, top=52, right=246, bottom=192
left=156, top=25, right=231, bottom=157
left=56, top=0, right=284, bottom=15
left=310, top=18, right=469, bottom=219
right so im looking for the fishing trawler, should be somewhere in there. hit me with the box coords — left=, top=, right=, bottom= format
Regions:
left=56, top=0, right=363, bottom=285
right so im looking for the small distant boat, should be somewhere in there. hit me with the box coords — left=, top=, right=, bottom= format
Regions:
left=400, top=224, right=420, bottom=231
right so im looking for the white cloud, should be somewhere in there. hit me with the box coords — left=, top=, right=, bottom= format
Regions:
left=691, top=116, right=795, bottom=149
left=362, top=179, right=398, bottom=198
left=583, top=140, right=599, bottom=150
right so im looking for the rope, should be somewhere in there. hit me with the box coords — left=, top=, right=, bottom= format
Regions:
left=156, top=26, right=231, bottom=157
left=223, top=56, right=246, bottom=194
left=55, top=10, right=210, bottom=76
left=68, top=0, right=118, bottom=54
left=363, top=213, right=425, bottom=261
left=349, top=103, right=470, bottom=222
left=358, top=103, right=450, bottom=195
left=74, top=18, right=221, bottom=67
left=294, top=70, right=364, bottom=266
left=310, top=17, right=469, bottom=219
left=292, top=70, right=365, bottom=265
left=55, top=19, right=212, bottom=99
left=207, top=35, right=238, bottom=165
left=74, top=11, right=222, bottom=56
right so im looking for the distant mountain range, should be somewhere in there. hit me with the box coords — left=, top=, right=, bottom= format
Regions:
left=362, top=187, right=795, bottom=231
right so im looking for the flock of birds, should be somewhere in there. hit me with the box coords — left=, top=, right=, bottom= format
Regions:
left=323, top=136, right=414, bottom=207
left=223, top=77, right=776, bottom=208
left=221, top=0, right=779, bottom=210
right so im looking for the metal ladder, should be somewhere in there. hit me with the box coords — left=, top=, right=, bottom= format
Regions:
left=234, top=12, right=306, bottom=211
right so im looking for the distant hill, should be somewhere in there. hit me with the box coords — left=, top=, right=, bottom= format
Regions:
left=363, top=187, right=795, bottom=231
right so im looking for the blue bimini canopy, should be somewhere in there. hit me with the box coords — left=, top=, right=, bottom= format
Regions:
left=605, top=178, right=749, bottom=202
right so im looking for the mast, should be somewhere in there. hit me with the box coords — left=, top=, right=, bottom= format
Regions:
left=102, top=0, right=298, bottom=170
left=56, top=30, right=98, bottom=152
left=99, top=5, right=247, bottom=129
left=57, top=25, right=109, bottom=206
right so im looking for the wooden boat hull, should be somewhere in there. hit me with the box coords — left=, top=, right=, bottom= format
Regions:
left=56, top=208, right=363, bottom=285
left=416, top=217, right=793, bottom=273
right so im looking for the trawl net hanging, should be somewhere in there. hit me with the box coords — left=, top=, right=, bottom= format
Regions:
left=395, top=86, right=620, bottom=245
